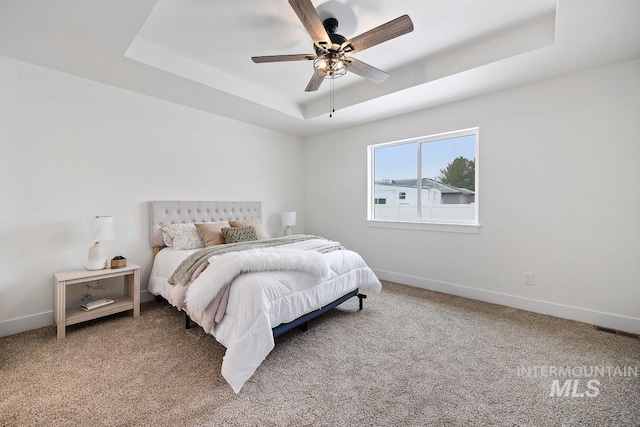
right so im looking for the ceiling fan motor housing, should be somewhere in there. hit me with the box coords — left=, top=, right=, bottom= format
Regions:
left=315, top=18, right=347, bottom=55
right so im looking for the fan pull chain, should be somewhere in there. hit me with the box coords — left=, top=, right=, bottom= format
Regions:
left=329, top=77, right=335, bottom=118
left=329, top=79, right=333, bottom=118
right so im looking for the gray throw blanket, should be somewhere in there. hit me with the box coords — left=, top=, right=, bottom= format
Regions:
left=168, top=234, right=341, bottom=286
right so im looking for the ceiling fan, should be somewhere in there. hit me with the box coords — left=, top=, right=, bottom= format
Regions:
left=251, top=0, right=414, bottom=93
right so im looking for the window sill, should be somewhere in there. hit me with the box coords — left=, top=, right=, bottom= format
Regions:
left=367, top=219, right=480, bottom=234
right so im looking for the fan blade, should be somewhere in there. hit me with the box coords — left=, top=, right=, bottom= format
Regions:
left=288, top=0, right=331, bottom=45
left=346, top=58, right=389, bottom=84
left=342, top=15, right=414, bottom=54
left=305, top=71, right=326, bottom=92
left=252, top=54, right=316, bottom=63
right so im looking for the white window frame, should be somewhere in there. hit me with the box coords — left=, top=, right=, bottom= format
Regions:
left=367, top=127, right=480, bottom=234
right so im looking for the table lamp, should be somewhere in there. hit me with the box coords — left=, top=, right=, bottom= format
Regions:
left=83, top=216, right=114, bottom=270
left=281, top=211, right=296, bottom=236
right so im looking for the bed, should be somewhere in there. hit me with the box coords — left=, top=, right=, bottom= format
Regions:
left=147, top=201, right=382, bottom=393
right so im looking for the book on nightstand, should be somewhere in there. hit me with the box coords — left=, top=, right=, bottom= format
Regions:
left=80, top=298, right=116, bottom=311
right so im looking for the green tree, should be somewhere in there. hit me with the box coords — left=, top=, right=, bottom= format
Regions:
left=438, top=156, right=475, bottom=191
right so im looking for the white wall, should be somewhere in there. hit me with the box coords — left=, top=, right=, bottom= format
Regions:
left=0, top=56, right=305, bottom=336
left=3, top=54, right=639, bottom=337
left=304, top=59, right=640, bottom=333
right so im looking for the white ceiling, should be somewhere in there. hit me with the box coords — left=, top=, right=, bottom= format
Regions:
left=1, top=0, right=639, bottom=137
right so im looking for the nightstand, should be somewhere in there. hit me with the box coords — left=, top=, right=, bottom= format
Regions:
left=53, top=263, right=140, bottom=339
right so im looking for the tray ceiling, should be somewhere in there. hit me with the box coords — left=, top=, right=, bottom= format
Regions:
left=1, top=0, right=638, bottom=137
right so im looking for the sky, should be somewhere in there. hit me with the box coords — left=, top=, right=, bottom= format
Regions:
left=374, top=134, right=475, bottom=181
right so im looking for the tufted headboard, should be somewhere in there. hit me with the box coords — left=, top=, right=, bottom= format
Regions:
left=149, top=201, right=262, bottom=248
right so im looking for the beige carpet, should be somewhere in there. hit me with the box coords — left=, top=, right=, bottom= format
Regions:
left=1, top=281, right=638, bottom=426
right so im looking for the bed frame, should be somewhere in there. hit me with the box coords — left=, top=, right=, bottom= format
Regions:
left=149, top=201, right=366, bottom=337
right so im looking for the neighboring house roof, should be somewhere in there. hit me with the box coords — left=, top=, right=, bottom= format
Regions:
left=376, top=178, right=475, bottom=195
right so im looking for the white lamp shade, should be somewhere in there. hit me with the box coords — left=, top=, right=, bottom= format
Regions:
left=281, top=211, right=296, bottom=227
left=82, top=216, right=114, bottom=242
left=83, top=216, right=113, bottom=270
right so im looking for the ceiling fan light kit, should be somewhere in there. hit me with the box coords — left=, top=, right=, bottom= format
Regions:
left=312, top=49, right=348, bottom=79
left=252, top=0, right=414, bottom=117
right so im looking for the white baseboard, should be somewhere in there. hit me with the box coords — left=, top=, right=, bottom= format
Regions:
left=3, top=279, right=637, bottom=337
left=373, top=269, right=640, bottom=335
left=0, top=290, right=157, bottom=338
left=0, top=311, right=54, bottom=338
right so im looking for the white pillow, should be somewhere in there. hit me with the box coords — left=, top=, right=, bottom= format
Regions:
left=161, top=223, right=205, bottom=250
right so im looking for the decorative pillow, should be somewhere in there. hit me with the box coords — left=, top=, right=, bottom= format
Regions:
left=161, top=223, right=205, bottom=250
left=195, top=221, right=230, bottom=247
left=229, top=218, right=269, bottom=240
left=222, top=226, right=259, bottom=244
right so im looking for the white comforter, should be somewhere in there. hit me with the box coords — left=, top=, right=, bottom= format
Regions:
left=148, top=242, right=381, bottom=393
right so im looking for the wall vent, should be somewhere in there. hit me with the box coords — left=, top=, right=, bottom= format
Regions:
left=593, top=325, right=640, bottom=340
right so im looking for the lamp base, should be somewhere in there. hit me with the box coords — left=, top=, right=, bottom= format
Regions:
left=86, top=242, right=107, bottom=270
left=284, top=226, right=293, bottom=236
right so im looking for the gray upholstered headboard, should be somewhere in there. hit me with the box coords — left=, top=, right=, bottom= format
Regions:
left=149, top=201, right=262, bottom=248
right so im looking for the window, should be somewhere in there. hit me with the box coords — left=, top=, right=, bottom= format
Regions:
left=368, top=128, right=479, bottom=232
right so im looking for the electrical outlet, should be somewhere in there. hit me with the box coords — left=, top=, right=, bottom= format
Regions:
left=523, top=273, right=534, bottom=285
